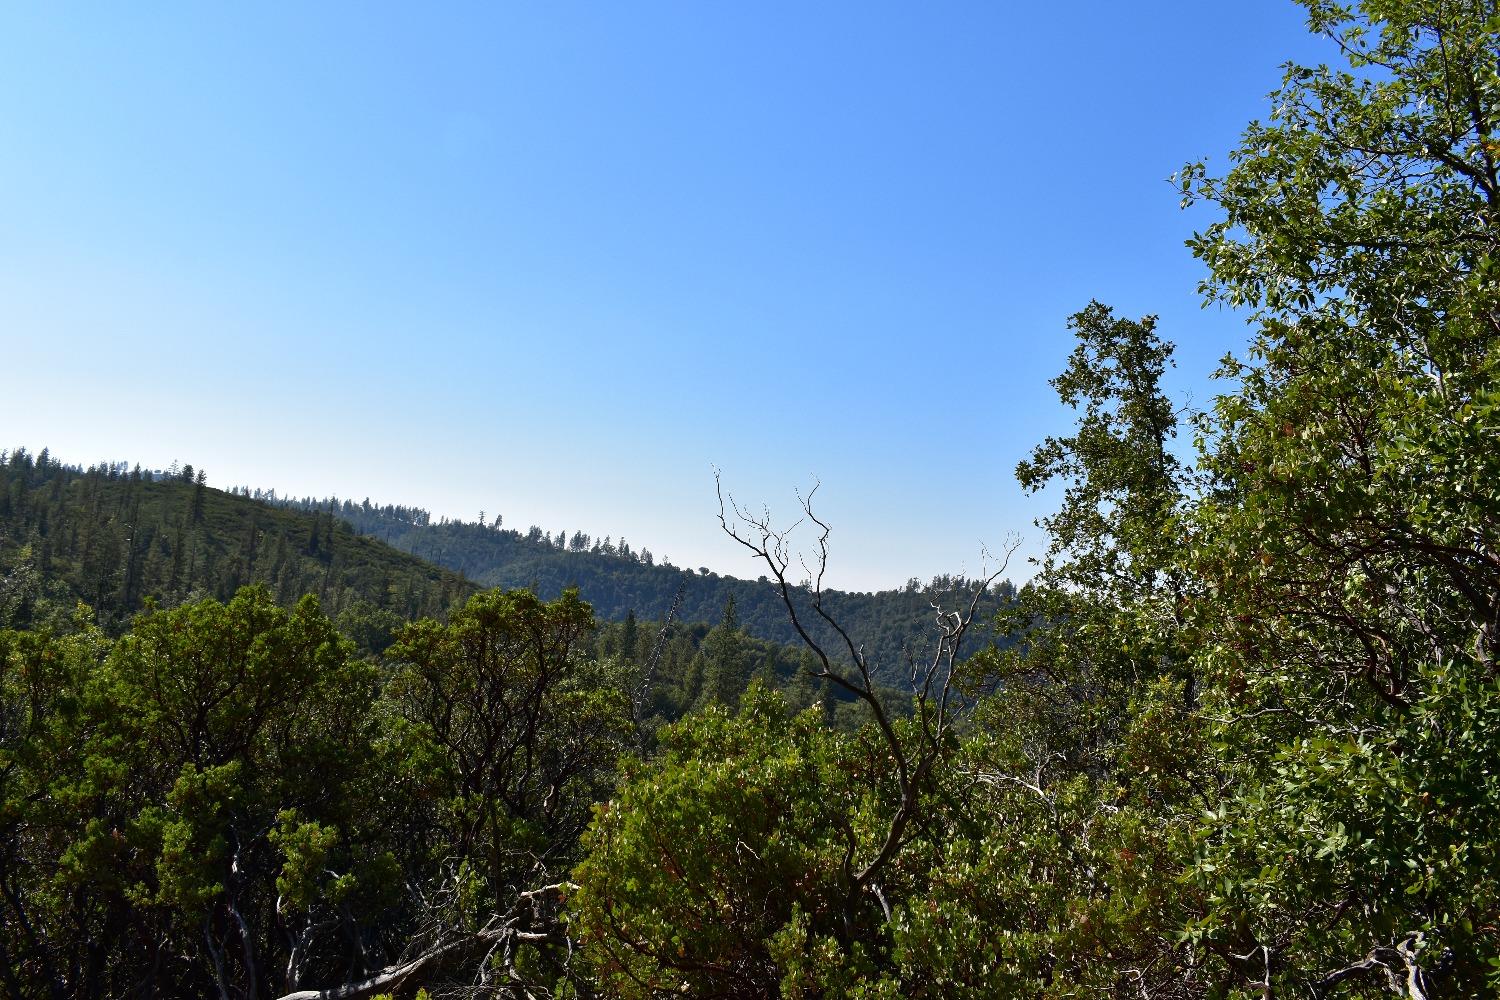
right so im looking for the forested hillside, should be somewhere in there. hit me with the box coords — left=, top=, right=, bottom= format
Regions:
left=591, top=601, right=913, bottom=735
left=264, top=493, right=1013, bottom=685
left=0, top=448, right=889, bottom=720
left=0, top=453, right=473, bottom=637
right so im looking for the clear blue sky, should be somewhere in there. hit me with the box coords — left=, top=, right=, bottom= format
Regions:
left=0, top=3, right=1329, bottom=590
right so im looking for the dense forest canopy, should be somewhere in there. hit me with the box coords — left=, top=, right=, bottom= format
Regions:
left=0, top=452, right=891, bottom=722
left=0, top=454, right=472, bottom=639
left=261, top=491, right=1013, bottom=686
left=0, top=450, right=1011, bottom=686
left=4, top=1, right=1500, bottom=997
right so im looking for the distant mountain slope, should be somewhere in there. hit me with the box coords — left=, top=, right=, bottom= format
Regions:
left=0, top=449, right=474, bottom=636
left=272, top=494, right=1015, bottom=684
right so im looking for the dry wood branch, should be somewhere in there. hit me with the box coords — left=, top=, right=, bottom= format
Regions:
left=1312, top=932, right=1440, bottom=1000
left=272, top=883, right=578, bottom=1000
left=632, top=579, right=685, bottom=745
left=715, top=472, right=1015, bottom=901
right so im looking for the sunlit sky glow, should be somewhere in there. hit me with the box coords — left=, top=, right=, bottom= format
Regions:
left=1, top=3, right=1330, bottom=590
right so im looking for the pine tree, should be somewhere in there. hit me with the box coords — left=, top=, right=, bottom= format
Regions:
left=191, top=468, right=207, bottom=523
left=620, top=609, right=640, bottom=662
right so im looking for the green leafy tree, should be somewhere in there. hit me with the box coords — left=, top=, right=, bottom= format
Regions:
left=377, top=588, right=633, bottom=995
left=0, top=612, right=111, bottom=995
left=937, top=301, right=1211, bottom=999
left=570, top=687, right=877, bottom=998
left=989, top=300, right=1190, bottom=710
left=570, top=481, right=1014, bottom=995
left=1175, top=1, right=1500, bottom=993
left=9, top=588, right=391, bottom=999
left=697, top=594, right=747, bottom=710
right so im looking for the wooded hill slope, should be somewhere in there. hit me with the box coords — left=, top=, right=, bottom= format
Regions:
left=0, top=451, right=473, bottom=638
left=266, top=494, right=1015, bottom=685
left=0, top=448, right=906, bottom=720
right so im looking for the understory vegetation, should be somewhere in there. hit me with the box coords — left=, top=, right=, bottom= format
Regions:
left=3, top=2, right=1498, bottom=996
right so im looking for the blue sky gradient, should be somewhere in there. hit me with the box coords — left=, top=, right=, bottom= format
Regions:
left=1, top=3, right=1329, bottom=589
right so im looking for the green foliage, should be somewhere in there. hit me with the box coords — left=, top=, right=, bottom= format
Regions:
left=570, top=678, right=1212, bottom=998
left=570, top=687, right=876, bottom=997
left=274, top=494, right=1015, bottom=685
left=1169, top=1, right=1500, bottom=993
left=0, top=454, right=472, bottom=639
left=1015, top=301, right=1183, bottom=592
left=382, top=587, right=633, bottom=991
left=593, top=613, right=884, bottom=737
left=0, top=586, right=401, bottom=997
left=387, top=588, right=631, bottom=896
left=571, top=6, right=1500, bottom=994
left=984, top=300, right=1192, bottom=786
left=0, top=615, right=109, bottom=993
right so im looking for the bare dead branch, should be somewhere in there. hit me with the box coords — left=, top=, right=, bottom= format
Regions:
left=272, top=883, right=578, bottom=1000
left=714, top=472, right=1017, bottom=903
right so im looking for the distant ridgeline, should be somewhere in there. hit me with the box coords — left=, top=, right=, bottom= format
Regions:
left=268, top=492, right=1017, bottom=685
left=0, top=448, right=472, bottom=636
left=0, top=445, right=1012, bottom=686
